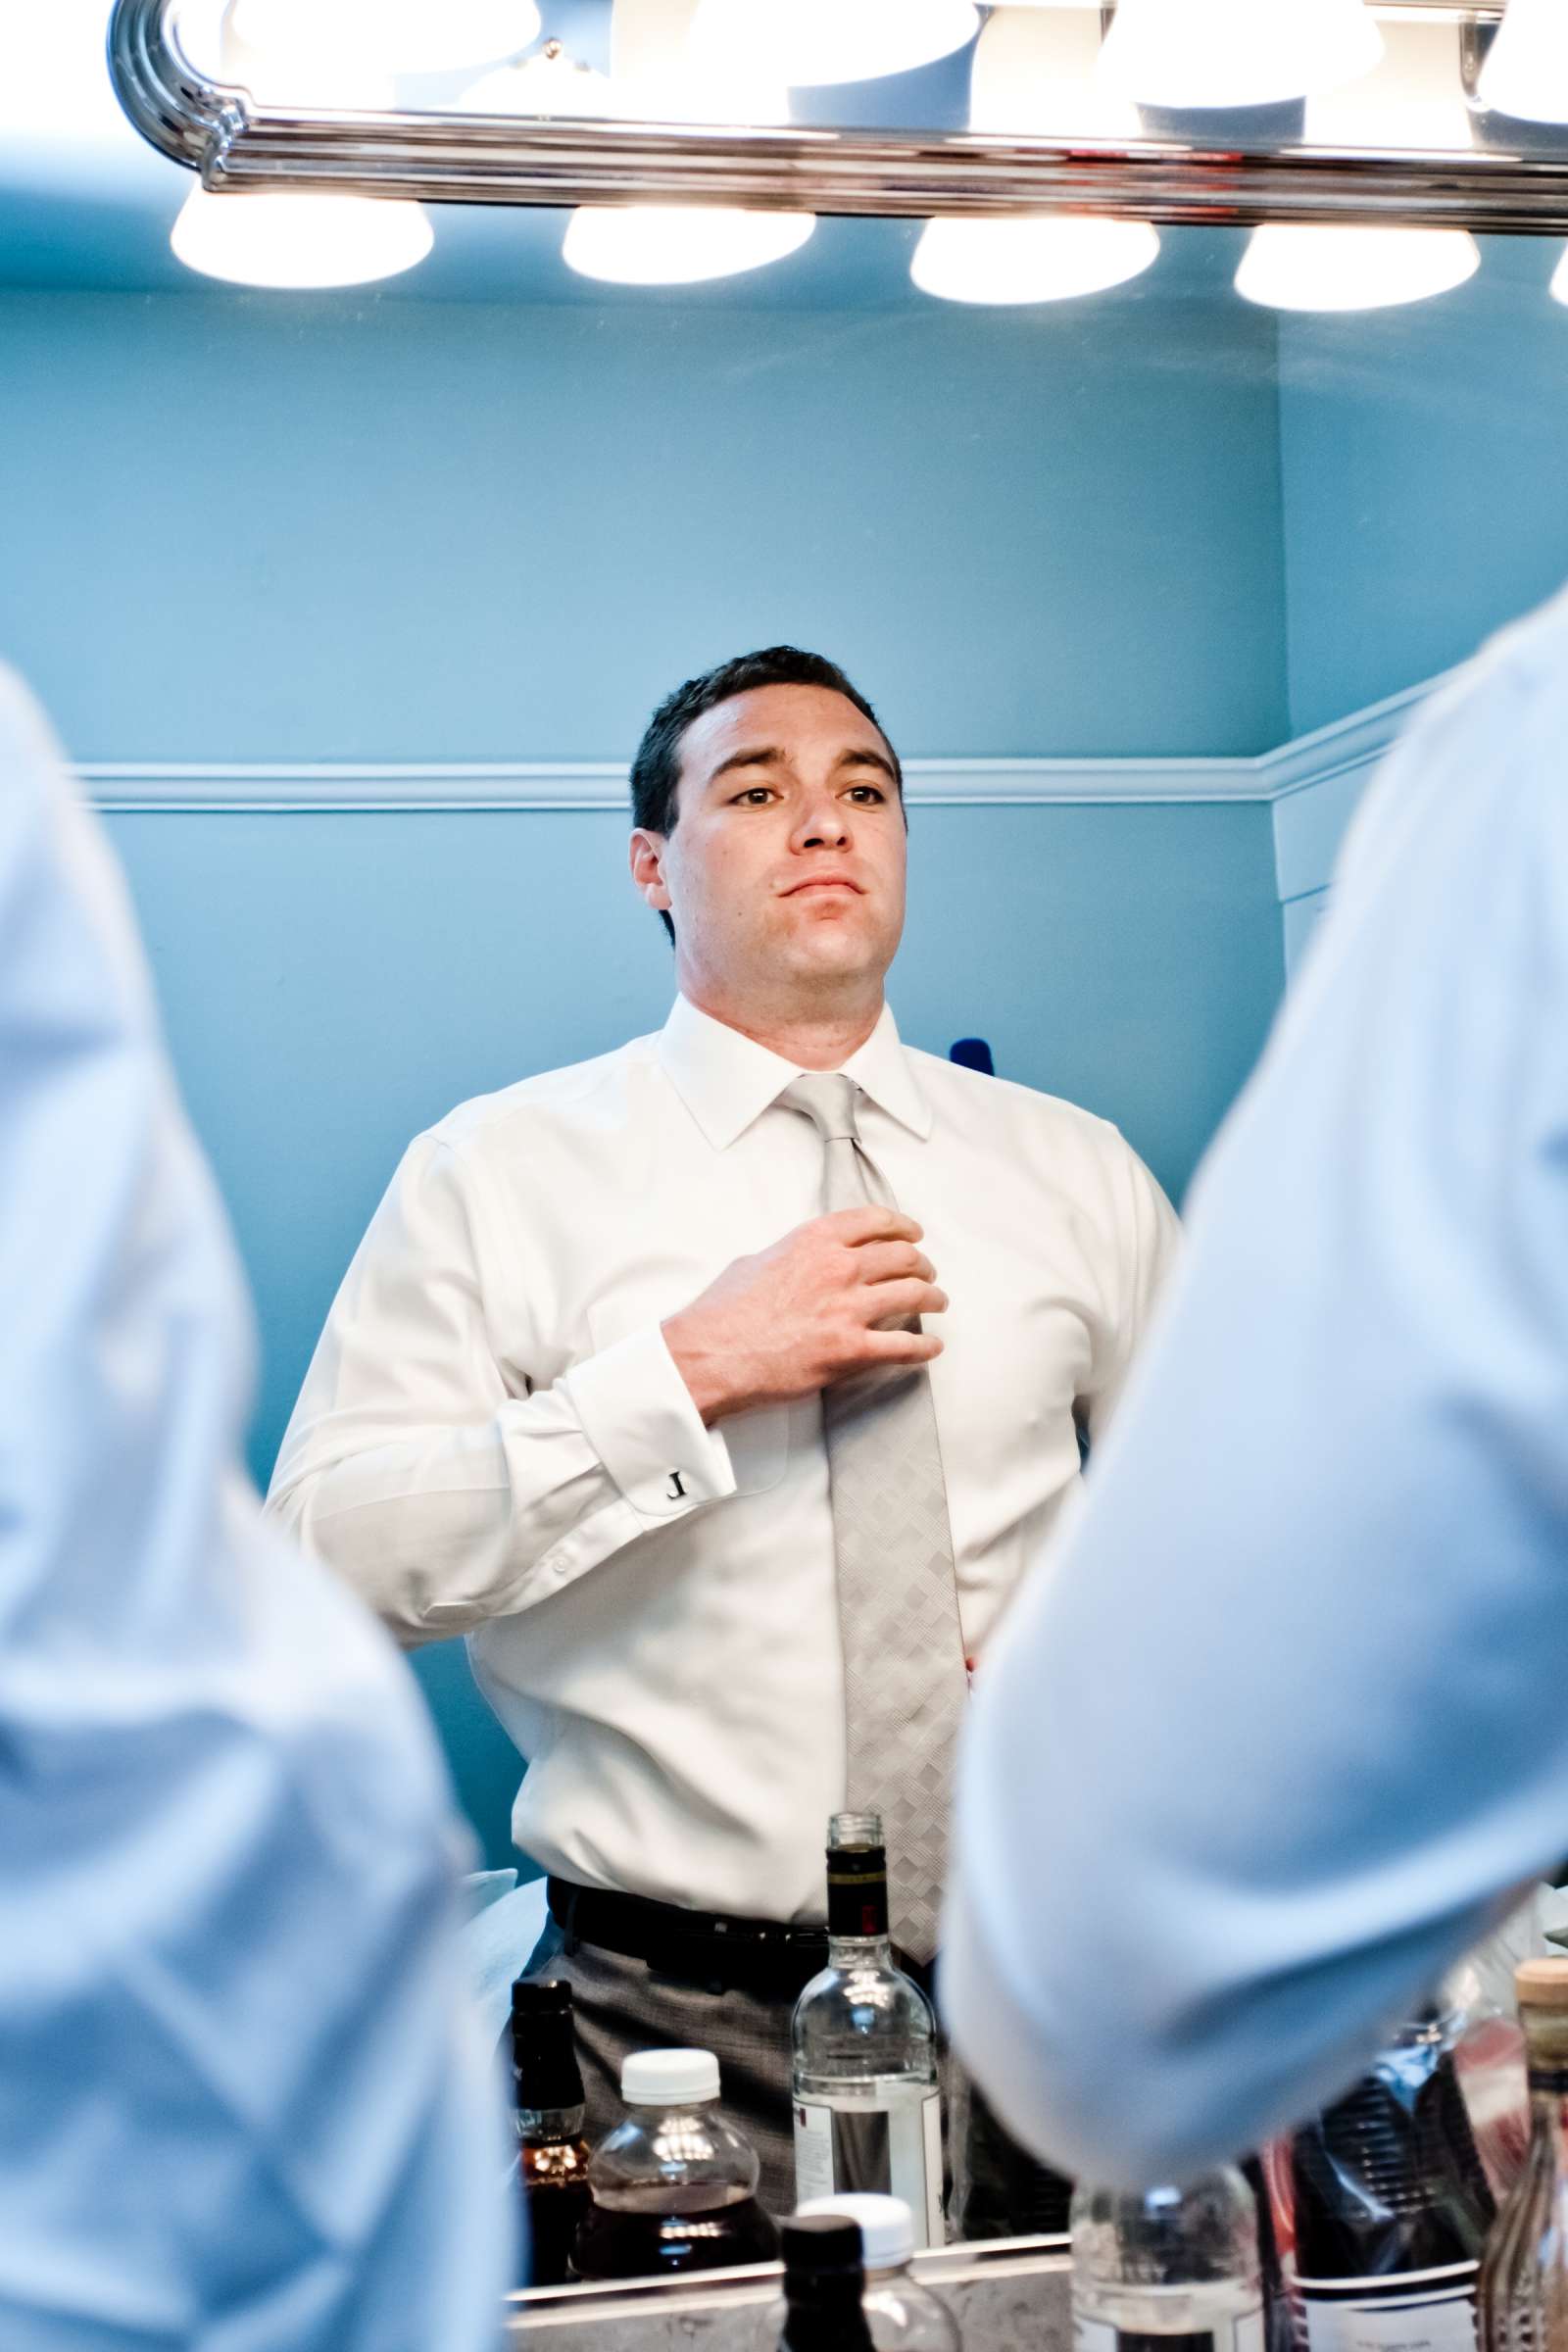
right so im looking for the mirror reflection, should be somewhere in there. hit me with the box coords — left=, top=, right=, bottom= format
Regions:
left=6, top=0, right=1568, bottom=2327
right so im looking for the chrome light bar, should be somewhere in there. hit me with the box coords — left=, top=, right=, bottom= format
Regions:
left=109, top=0, right=1568, bottom=233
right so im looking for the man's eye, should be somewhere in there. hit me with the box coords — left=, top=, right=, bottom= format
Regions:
left=732, top=787, right=774, bottom=806
left=847, top=785, right=887, bottom=804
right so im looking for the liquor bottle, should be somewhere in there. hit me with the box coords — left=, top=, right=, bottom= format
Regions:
left=798, top=2196, right=961, bottom=2350
left=570, top=2047, right=781, bottom=2281
left=1071, top=2169, right=1265, bottom=2352
left=509, top=1978, right=593, bottom=2287
left=1480, top=1957, right=1568, bottom=2352
left=791, top=1812, right=944, bottom=2247
left=1291, top=2006, right=1495, bottom=2352
left=776, top=2215, right=876, bottom=2352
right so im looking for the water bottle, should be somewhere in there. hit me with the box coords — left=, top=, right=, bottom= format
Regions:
left=570, top=2047, right=781, bottom=2280
left=1072, top=2168, right=1264, bottom=2352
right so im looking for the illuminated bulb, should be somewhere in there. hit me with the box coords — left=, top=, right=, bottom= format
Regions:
left=562, top=0, right=813, bottom=287
left=230, top=0, right=539, bottom=75
left=564, top=207, right=812, bottom=283
left=1099, top=0, right=1382, bottom=110
left=912, top=11, right=1158, bottom=307
left=460, top=43, right=614, bottom=117
left=913, top=216, right=1158, bottom=304
left=1479, top=0, right=1568, bottom=125
left=1236, top=224, right=1478, bottom=311
left=1237, top=21, right=1478, bottom=313
left=172, top=187, right=433, bottom=285
left=690, top=0, right=979, bottom=88
left=171, top=5, right=432, bottom=289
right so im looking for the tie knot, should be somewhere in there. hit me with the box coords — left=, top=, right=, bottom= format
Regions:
left=779, top=1072, right=860, bottom=1144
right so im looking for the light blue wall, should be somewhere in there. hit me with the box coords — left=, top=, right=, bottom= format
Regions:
left=0, top=283, right=1289, bottom=763
left=1279, top=236, right=1568, bottom=741
left=0, top=279, right=1290, bottom=1867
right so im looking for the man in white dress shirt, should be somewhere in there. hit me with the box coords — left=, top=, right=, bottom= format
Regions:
left=268, top=645, right=1179, bottom=2213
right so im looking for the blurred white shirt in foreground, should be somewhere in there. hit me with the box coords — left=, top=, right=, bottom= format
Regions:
left=944, top=581, right=1568, bottom=2189
left=0, top=668, right=510, bottom=2347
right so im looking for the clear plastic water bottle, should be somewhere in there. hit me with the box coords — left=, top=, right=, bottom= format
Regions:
left=797, top=2195, right=961, bottom=2350
left=570, top=2047, right=780, bottom=2280
left=1072, top=2169, right=1264, bottom=2352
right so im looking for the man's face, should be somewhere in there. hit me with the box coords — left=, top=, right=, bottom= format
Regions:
left=631, top=683, right=907, bottom=1007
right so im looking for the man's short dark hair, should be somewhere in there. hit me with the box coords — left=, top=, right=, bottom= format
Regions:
left=629, top=646, right=902, bottom=945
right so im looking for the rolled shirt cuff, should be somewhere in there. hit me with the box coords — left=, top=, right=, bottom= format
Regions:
left=563, top=1323, right=739, bottom=1523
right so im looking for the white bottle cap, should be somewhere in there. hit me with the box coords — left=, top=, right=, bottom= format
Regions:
left=620, top=2047, right=721, bottom=2106
left=798, top=2193, right=915, bottom=2268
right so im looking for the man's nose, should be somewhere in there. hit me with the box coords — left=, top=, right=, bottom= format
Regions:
left=792, top=794, right=852, bottom=851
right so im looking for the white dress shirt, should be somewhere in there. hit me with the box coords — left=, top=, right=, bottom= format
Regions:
left=269, top=993, right=1178, bottom=1924
left=944, top=577, right=1568, bottom=2189
left=0, top=666, right=510, bottom=2347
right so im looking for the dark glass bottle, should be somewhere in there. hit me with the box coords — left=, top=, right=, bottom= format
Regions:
left=1290, top=2007, right=1495, bottom=2352
left=571, top=2047, right=781, bottom=2281
left=510, top=1979, right=592, bottom=2287
left=776, top=2215, right=876, bottom=2352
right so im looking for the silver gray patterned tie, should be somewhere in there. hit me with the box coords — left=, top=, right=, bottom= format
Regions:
left=780, top=1072, right=969, bottom=1964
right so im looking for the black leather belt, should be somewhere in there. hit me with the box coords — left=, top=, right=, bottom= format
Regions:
left=546, top=1876, right=832, bottom=1998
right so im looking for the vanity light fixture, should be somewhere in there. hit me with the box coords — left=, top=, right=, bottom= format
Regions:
left=1237, top=19, right=1480, bottom=310
left=562, top=0, right=813, bottom=287
left=1099, top=0, right=1383, bottom=110
left=911, top=10, right=1158, bottom=305
left=230, top=0, right=539, bottom=76
left=170, top=5, right=433, bottom=287
left=689, top=0, right=979, bottom=89
left=1478, top=0, right=1568, bottom=124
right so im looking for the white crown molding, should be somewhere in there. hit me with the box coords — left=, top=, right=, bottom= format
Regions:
left=81, top=753, right=1263, bottom=810
left=78, top=669, right=1450, bottom=816
left=1252, top=673, right=1439, bottom=804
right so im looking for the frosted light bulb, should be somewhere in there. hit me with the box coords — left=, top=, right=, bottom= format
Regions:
left=563, top=207, right=812, bottom=285
left=912, top=217, right=1158, bottom=305
left=172, top=186, right=433, bottom=286
left=1236, top=224, right=1478, bottom=312
left=1479, top=0, right=1568, bottom=126
left=171, top=6, right=433, bottom=289
left=1099, top=0, right=1383, bottom=110
left=912, top=13, right=1158, bottom=309
left=689, top=0, right=979, bottom=88
left=231, top=0, right=540, bottom=75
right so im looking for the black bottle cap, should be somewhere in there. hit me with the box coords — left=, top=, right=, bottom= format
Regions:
left=510, top=1978, right=585, bottom=2112
left=781, top=2219, right=871, bottom=2348
left=783, top=2215, right=865, bottom=2288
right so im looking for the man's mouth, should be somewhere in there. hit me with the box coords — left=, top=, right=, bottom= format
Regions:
left=786, top=877, right=861, bottom=896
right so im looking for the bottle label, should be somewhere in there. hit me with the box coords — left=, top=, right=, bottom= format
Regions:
left=1076, top=2304, right=1265, bottom=2352
left=1296, top=2265, right=1479, bottom=2352
left=793, top=2091, right=944, bottom=2247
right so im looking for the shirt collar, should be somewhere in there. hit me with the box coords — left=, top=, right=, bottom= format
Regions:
left=658, top=994, right=933, bottom=1152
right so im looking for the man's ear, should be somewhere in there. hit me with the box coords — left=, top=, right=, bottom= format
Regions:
left=629, top=829, right=671, bottom=914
